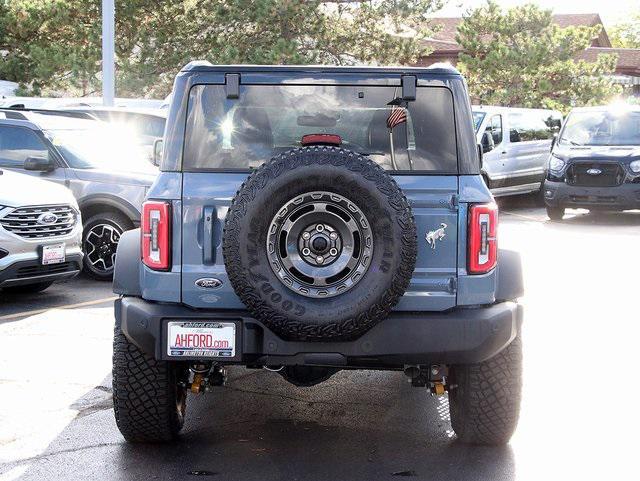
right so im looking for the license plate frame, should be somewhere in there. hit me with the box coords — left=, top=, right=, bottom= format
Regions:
left=166, top=321, right=237, bottom=359
left=41, top=243, right=66, bottom=265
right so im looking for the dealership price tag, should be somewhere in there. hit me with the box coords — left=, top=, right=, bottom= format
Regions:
left=167, top=321, right=235, bottom=358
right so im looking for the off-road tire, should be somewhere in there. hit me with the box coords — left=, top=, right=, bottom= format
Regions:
left=112, top=327, right=188, bottom=443
left=2, top=281, right=53, bottom=293
left=223, top=146, right=417, bottom=342
left=546, top=205, right=565, bottom=221
left=448, top=335, right=523, bottom=445
left=82, top=212, right=133, bottom=281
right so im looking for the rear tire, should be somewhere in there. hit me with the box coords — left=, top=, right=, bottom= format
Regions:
left=2, top=281, right=53, bottom=293
left=112, top=327, right=188, bottom=443
left=546, top=205, right=564, bottom=221
left=448, top=336, right=522, bottom=445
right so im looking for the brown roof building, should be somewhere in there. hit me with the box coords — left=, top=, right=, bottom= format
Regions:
left=418, top=13, right=640, bottom=95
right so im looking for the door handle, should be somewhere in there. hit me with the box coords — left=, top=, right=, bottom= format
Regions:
left=203, top=207, right=215, bottom=264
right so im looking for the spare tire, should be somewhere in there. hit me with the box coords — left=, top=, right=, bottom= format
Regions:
left=223, top=146, right=417, bottom=341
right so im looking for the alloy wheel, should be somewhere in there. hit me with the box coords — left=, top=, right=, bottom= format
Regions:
left=84, top=223, right=121, bottom=274
left=266, top=191, right=373, bottom=298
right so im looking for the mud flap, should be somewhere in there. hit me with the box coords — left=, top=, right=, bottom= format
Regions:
left=496, top=249, right=523, bottom=302
left=113, top=229, right=141, bottom=296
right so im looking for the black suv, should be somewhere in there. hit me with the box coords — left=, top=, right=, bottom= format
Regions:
left=544, top=105, right=640, bottom=220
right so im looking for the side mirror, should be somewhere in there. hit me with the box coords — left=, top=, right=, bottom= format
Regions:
left=481, top=131, right=495, bottom=153
left=152, top=138, right=163, bottom=167
left=550, top=133, right=557, bottom=152
left=24, top=156, right=54, bottom=172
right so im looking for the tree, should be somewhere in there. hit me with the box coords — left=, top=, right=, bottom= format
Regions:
left=0, top=1, right=103, bottom=96
left=0, top=0, right=445, bottom=98
left=609, top=12, right=640, bottom=49
left=456, top=1, right=620, bottom=113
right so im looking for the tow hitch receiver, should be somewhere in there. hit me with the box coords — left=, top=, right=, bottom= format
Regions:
left=186, top=363, right=227, bottom=394
left=404, top=364, right=448, bottom=395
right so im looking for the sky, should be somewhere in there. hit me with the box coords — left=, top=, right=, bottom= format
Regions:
left=437, top=0, right=638, bottom=26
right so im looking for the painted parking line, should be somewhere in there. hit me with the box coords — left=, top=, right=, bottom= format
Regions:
left=0, top=296, right=118, bottom=321
left=501, top=210, right=545, bottom=222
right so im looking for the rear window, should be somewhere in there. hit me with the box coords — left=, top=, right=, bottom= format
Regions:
left=183, top=84, right=458, bottom=173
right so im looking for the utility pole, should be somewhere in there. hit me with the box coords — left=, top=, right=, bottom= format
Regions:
left=102, top=0, right=115, bottom=106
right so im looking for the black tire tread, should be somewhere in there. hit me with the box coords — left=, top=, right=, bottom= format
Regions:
left=449, top=336, right=522, bottom=445
left=222, top=146, right=417, bottom=341
left=112, top=327, right=185, bottom=443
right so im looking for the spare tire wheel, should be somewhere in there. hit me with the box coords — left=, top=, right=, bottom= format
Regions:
left=223, top=146, right=417, bottom=341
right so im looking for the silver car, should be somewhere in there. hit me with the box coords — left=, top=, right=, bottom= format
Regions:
left=61, top=106, right=166, bottom=148
left=474, top=106, right=562, bottom=197
left=0, top=168, right=82, bottom=292
left=0, top=109, right=157, bottom=280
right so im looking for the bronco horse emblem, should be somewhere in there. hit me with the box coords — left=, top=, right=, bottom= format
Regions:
left=425, top=223, right=447, bottom=250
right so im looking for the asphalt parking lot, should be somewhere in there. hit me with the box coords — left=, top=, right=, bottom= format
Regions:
left=1, top=196, right=639, bottom=481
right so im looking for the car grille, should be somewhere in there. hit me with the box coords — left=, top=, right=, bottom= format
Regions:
left=15, top=261, right=78, bottom=278
left=566, top=163, right=624, bottom=187
left=0, top=205, right=77, bottom=239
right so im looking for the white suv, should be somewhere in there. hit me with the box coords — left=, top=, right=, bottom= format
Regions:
left=0, top=169, right=82, bottom=293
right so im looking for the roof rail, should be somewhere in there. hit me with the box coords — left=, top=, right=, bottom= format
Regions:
left=0, top=110, right=29, bottom=120
left=0, top=107, right=96, bottom=120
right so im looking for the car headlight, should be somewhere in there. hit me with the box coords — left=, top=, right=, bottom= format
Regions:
left=630, top=160, right=640, bottom=173
left=549, top=154, right=566, bottom=172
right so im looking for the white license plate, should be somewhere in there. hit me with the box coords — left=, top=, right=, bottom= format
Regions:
left=167, top=321, right=236, bottom=358
left=41, top=243, right=65, bottom=265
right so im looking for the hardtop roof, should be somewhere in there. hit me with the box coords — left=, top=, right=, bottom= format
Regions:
left=180, top=61, right=462, bottom=78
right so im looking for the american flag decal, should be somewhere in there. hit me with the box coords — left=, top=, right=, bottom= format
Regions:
left=386, top=106, right=407, bottom=130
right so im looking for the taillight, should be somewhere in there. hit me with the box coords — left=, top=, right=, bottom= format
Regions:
left=141, top=201, right=171, bottom=270
left=468, top=203, right=498, bottom=274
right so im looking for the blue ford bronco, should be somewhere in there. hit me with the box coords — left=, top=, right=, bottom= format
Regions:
left=112, top=62, right=524, bottom=446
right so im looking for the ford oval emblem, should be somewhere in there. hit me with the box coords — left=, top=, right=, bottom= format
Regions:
left=37, top=213, right=58, bottom=225
left=586, top=168, right=602, bottom=175
left=195, top=277, right=223, bottom=289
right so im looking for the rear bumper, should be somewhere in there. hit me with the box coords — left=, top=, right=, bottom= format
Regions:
left=544, top=180, right=640, bottom=210
left=0, top=254, right=82, bottom=288
left=115, top=296, right=523, bottom=367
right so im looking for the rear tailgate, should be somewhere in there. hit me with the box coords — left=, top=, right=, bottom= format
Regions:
left=181, top=172, right=457, bottom=311
left=394, top=175, right=458, bottom=311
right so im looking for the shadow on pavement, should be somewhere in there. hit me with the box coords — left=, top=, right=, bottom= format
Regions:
left=496, top=193, right=640, bottom=228
left=0, top=272, right=113, bottom=322
left=552, top=210, right=640, bottom=228
left=14, top=368, right=515, bottom=481
left=495, top=194, right=541, bottom=211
